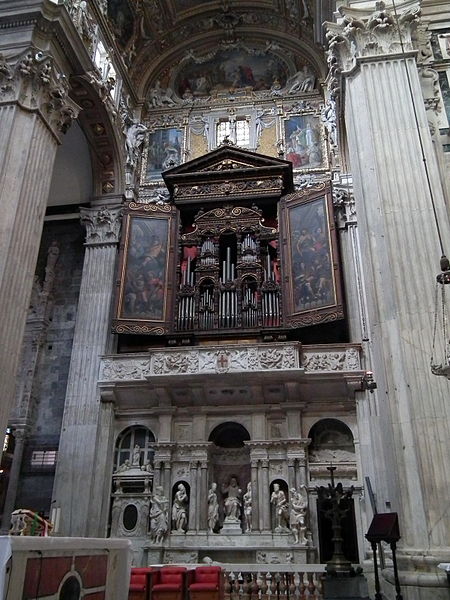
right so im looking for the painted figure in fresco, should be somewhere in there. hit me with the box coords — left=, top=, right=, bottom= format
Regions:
left=208, top=483, right=219, bottom=533
left=222, top=476, right=242, bottom=521
left=172, top=483, right=188, bottom=533
left=243, top=482, right=252, bottom=533
left=270, top=483, right=289, bottom=531
left=150, top=486, right=169, bottom=543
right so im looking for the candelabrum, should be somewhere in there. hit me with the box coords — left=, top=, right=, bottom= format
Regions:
left=316, top=465, right=354, bottom=576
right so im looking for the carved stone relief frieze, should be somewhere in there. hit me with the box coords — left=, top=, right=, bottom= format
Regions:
left=302, top=346, right=361, bottom=372
left=152, top=344, right=298, bottom=376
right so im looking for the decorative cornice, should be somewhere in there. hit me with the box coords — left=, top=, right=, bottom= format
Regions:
left=325, top=2, right=421, bottom=82
left=0, top=47, right=80, bottom=139
left=80, top=204, right=123, bottom=246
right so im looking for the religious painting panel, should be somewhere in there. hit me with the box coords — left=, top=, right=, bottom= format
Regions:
left=141, top=128, right=185, bottom=183
left=113, top=203, right=178, bottom=334
left=283, top=114, right=326, bottom=171
left=174, top=48, right=290, bottom=99
left=279, top=185, right=344, bottom=327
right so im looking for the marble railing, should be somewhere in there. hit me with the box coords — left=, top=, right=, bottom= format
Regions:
left=223, top=565, right=325, bottom=599
left=99, top=343, right=363, bottom=383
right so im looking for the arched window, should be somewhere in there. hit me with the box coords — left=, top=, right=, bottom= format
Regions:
left=114, top=426, right=155, bottom=471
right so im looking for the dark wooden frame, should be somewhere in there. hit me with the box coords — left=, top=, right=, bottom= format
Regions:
left=112, top=202, right=178, bottom=335
left=279, top=184, right=344, bottom=328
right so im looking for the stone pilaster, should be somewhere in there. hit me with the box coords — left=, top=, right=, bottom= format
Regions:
left=51, top=205, right=122, bottom=537
left=326, top=0, right=450, bottom=580
left=0, top=47, right=78, bottom=454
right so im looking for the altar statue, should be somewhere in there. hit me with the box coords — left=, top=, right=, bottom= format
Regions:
left=290, top=486, right=308, bottom=544
left=243, top=482, right=252, bottom=532
left=171, top=483, right=188, bottom=533
left=270, top=483, right=289, bottom=531
left=149, top=486, right=169, bottom=543
left=207, top=483, right=219, bottom=533
left=222, top=476, right=242, bottom=521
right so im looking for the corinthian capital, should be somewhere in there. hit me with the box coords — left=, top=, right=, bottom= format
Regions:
left=325, top=2, right=421, bottom=74
left=80, top=205, right=123, bottom=246
left=0, top=47, right=80, bottom=138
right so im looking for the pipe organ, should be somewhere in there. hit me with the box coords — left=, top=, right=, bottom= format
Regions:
left=176, top=205, right=281, bottom=332
left=113, top=144, right=344, bottom=342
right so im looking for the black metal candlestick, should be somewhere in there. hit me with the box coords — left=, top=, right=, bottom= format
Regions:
left=316, top=464, right=354, bottom=575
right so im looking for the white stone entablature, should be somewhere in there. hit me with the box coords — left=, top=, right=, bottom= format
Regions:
left=99, top=342, right=363, bottom=382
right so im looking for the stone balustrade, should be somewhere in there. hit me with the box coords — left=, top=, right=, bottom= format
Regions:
left=222, top=565, right=325, bottom=599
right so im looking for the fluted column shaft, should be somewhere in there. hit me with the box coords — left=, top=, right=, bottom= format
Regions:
left=51, top=206, right=122, bottom=537
left=0, top=38, right=79, bottom=452
left=325, top=2, right=450, bottom=553
left=261, top=460, right=270, bottom=532
left=250, top=460, right=259, bottom=531
left=199, top=462, right=208, bottom=530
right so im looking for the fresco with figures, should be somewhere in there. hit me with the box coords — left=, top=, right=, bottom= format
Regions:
left=175, top=49, right=290, bottom=98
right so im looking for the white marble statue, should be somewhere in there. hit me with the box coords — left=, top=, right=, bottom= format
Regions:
left=290, top=485, right=308, bottom=544
left=147, top=80, right=176, bottom=109
left=125, top=122, right=148, bottom=168
left=150, top=486, right=169, bottom=543
left=243, top=482, right=252, bottom=532
left=270, top=483, right=289, bottom=532
left=132, top=444, right=141, bottom=466
left=207, top=483, right=219, bottom=533
left=286, top=65, right=316, bottom=94
left=222, top=476, right=242, bottom=522
left=321, top=99, right=337, bottom=146
left=172, top=483, right=188, bottom=533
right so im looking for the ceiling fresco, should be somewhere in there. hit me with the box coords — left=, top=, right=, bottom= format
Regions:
left=106, top=0, right=320, bottom=94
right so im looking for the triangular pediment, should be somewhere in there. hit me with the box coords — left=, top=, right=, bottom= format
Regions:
left=164, top=143, right=292, bottom=177
left=162, top=144, right=293, bottom=202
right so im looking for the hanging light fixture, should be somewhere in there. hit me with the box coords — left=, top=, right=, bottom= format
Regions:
left=389, top=0, right=450, bottom=378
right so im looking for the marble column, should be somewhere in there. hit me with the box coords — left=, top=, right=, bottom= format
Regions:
left=51, top=205, right=122, bottom=537
left=250, top=460, right=259, bottom=531
left=199, top=461, right=208, bottom=530
left=0, top=46, right=78, bottom=453
left=326, top=1, right=450, bottom=580
left=188, top=461, right=198, bottom=531
left=261, top=460, right=271, bottom=532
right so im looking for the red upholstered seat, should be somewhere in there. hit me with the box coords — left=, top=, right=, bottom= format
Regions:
left=151, top=567, right=187, bottom=600
left=129, top=568, right=155, bottom=600
left=188, top=567, right=223, bottom=600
